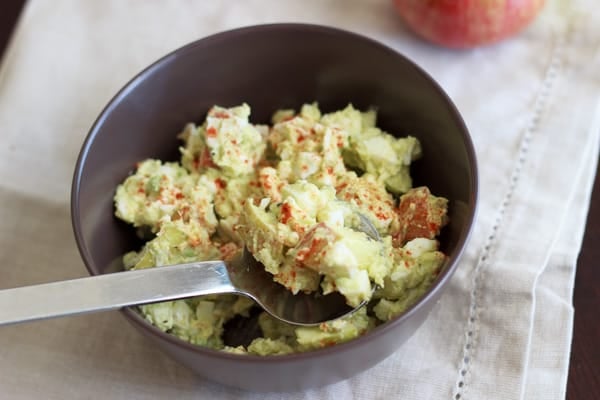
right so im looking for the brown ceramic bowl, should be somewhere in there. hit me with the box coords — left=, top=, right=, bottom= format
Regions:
left=71, top=24, right=477, bottom=392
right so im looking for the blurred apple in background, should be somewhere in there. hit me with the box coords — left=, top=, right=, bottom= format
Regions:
left=393, top=0, right=546, bottom=49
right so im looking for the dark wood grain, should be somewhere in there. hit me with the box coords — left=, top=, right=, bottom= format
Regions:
left=0, top=1, right=598, bottom=398
left=0, top=0, right=25, bottom=58
left=568, top=163, right=600, bottom=400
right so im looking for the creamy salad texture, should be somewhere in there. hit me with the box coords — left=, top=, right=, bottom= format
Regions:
left=114, top=103, right=448, bottom=355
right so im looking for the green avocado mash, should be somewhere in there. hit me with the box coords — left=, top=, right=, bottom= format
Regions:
left=114, top=103, right=448, bottom=355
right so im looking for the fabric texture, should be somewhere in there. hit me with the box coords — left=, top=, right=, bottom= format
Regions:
left=0, top=1, right=598, bottom=399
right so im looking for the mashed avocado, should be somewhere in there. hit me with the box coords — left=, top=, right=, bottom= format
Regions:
left=114, top=102, right=448, bottom=355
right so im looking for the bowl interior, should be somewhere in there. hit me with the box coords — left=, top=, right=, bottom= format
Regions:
left=71, top=24, right=476, bottom=351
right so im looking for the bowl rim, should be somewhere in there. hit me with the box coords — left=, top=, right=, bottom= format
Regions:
left=70, top=22, right=479, bottom=362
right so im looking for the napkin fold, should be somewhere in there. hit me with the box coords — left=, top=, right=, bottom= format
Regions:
left=1, top=1, right=598, bottom=399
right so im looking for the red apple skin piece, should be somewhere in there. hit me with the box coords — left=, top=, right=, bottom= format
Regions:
left=393, top=0, right=546, bottom=49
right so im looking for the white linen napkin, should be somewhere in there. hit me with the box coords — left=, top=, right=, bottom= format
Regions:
left=0, top=1, right=598, bottom=399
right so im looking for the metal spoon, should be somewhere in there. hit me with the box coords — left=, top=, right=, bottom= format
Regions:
left=0, top=214, right=380, bottom=327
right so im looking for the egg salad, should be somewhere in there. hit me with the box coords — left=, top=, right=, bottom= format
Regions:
left=114, top=102, right=448, bottom=355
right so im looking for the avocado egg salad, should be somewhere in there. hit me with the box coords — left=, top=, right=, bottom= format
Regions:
left=114, top=103, right=448, bottom=355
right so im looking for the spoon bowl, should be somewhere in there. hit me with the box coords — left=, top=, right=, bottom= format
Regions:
left=227, top=249, right=363, bottom=325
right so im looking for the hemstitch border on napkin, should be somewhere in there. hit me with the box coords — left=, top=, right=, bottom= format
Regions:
left=451, top=39, right=565, bottom=400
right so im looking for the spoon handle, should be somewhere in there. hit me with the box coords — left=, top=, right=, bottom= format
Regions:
left=0, top=262, right=237, bottom=326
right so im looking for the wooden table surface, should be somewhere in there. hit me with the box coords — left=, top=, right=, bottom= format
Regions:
left=1, top=1, right=598, bottom=398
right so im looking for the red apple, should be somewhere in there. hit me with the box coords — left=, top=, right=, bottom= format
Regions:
left=393, top=0, right=546, bottom=49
